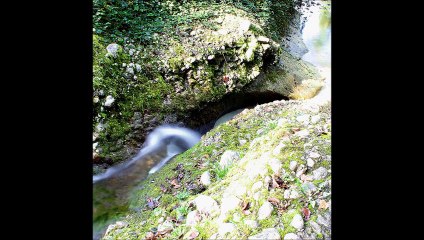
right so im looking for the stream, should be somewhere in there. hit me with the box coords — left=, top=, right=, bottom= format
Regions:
left=93, top=1, right=331, bottom=238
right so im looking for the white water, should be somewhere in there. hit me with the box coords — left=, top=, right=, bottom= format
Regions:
left=93, top=125, right=201, bottom=183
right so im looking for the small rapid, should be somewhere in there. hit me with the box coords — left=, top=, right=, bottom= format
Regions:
left=93, top=125, right=200, bottom=239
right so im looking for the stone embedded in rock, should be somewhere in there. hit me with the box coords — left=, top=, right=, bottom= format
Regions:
left=220, top=150, right=240, bottom=168
left=295, top=164, right=306, bottom=177
left=309, top=151, right=321, bottom=159
left=307, top=158, right=315, bottom=168
left=248, top=228, right=280, bottom=240
left=251, top=181, right=264, bottom=193
left=200, top=171, right=211, bottom=186
left=257, top=36, right=270, bottom=43
left=244, top=220, right=259, bottom=229
left=310, top=221, right=322, bottom=234
left=157, top=220, right=173, bottom=232
left=302, top=182, right=317, bottom=195
left=264, top=176, right=272, bottom=187
left=192, top=195, right=219, bottom=216
left=268, top=158, right=282, bottom=174
left=126, top=67, right=134, bottom=75
left=289, top=161, right=298, bottom=171
left=106, top=43, right=120, bottom=57
left=317, top=213, right=331, bottom=228
left=290, top=214, right=304, bottom=230
left=296, top=114, right=310, bottom=123
left=273, top=142, right=286, bottom=155
left=220, top=196, right=241, bottom=216
left=239, top=20, right=251, bottom=33
left=295, top=129, right=309, bottom=138
left=218, top=222, right=236, bottom=237
left=104, top=95, right=115, bottom=107
left=289, top=190, right=300, bottom=199
left=186, top=210, right=201, bottom=226
left=245, top=48, right=254, bottom=62
left=258, top=201, right=274, bottom=220
left=283, top=189, right=290, bottom=199
left=283, top=233, right=300, bottom=240
left=311, top=115, right=321, bottom=124
left=313, top=167, right=328, bottom=180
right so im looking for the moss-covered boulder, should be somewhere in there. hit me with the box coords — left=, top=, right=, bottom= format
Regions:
left=92, top=0, right=324, bottom=169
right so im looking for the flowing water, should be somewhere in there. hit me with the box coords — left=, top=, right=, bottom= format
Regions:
left=93, top=126, right=200, bottom=239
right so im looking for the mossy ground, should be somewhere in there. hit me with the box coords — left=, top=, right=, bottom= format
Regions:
left=100, top=99, right=331, bottom=239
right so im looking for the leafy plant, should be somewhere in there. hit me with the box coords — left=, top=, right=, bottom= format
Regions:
left=176, top=190, right=190, bottom=201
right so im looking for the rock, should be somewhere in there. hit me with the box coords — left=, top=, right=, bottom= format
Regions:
left=183, top=228, right=200, bottom=240
left=104, top=95, right=115, bottom=107
left=273, top=143, right=286, bottom=155
left=218, top=222, right=236, bottom=237
left=296, top=114, right=310, bottom=123
left=289, top=190, right=300, bottom=199
left=283, top=189, right=290, bottom=199
left=220, top=150, right=240, bottom=168
left=200, top=171, right=211, bottom=186
left=157, top=220, right=173, bottom=232
left=302, top=182, right=317, bottom=195
left=135, top=64, right=142, bottom=72
left=245, top=48, right=254, bottom=62
left=209, top=233, right=219, bottom=239
left=264, top=176, right=272, bottom=187
left=248, top=228, right=280, bottom=240
left=239, top=139, right=247, bottom=146
left=93, top=142, right=98, bottom=150
left=207, top=55, right=215, bottom=60
left=312, top=167, right=328, bottom=180
left=98, top=89, right=105, bottom=96
left=186, top=210, right=201, bottom=226
left=192, top=195, right=220, bottom=216
left=258, top=201, right=274, bottom=220
left=268, top=158, right=282, bottom=174
left=289, top=161, right=298, bottom=171
left=126, top=66, right=134, bottom=75
left=317, top=214, right=330, bottom=228
left=220, top=196, right=241, bottom=216
left=251, top=181, right=264, bottom=193
left=233, top=212, right=242, bottom=222
left=283, top=233, right=300, bottom=240
left=290, top=214, right=304, bottom=230
left=106, top=43, right=120, bottom=57
left=104, top=221, right=129, bottom=235
left=310, top=221, right=322, bottom=234
left=309, top=151, right=321, bottom=159
left=239, top=20, right=251, bottom=33
left=257, top=36, right=270, bottom=43
left=295, top=164, right=306, bottom=177
left=253, top=191, right=263, bottom=201
left=129, top=49, right=135, bottom=56
left=244, top=220, right=259, bottom=229
left=295, top=129, right=309, bottom=138
left=157, top=217, right=164, bottom=224
left=96, top=123, right=104, bottom=132
left=307, top=158, right=315, bottom=168
left=93, top=96, right=99, bottom=103
left=311, top=115, right=321, bottom=123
